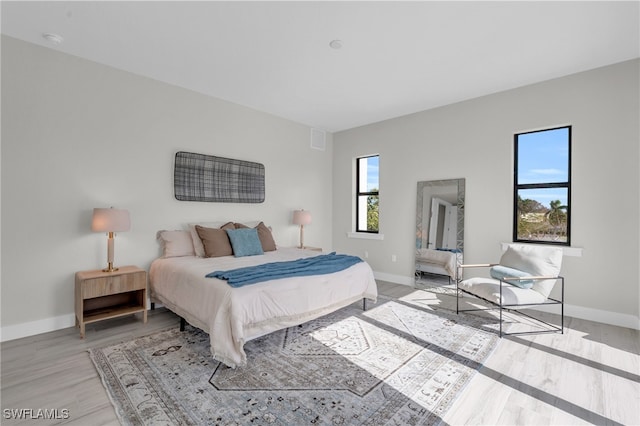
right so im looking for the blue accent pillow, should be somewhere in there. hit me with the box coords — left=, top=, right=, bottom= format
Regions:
left=490, top=265, right=534, bottom=289
left=226, top=228, right=264, bottom=257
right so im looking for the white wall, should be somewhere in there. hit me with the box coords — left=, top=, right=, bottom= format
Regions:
left=1, top=36, right=334, bottom=339
left=332, top=59, right=640, bottom=329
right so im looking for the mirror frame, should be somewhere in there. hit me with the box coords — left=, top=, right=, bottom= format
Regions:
left=415, top=177, right=465, bottom=254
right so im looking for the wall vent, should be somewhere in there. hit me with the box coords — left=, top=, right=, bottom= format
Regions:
left=310, top=128, right=326, bottom=151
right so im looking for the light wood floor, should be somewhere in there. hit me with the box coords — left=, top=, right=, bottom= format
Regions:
left=1, top=281, right=638, bottom=425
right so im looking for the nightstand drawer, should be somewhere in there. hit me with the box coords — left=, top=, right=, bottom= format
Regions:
left=82, top=271, right=145, bottom=299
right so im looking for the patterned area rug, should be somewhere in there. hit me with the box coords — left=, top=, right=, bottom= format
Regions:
left=90, top=296, right=501, bottom=425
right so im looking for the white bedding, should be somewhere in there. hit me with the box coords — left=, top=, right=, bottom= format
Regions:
left=149, top=248, right=378, bottom=367
left=415, top=248, right=461, bottom=279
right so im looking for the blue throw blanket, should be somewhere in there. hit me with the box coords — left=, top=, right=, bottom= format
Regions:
left=206, top=252, right=363, bottom=288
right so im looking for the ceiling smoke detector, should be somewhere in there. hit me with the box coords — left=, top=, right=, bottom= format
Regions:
left=329, top=39, right=343, bottom=50
left=42, top=33, right=64, bottom=45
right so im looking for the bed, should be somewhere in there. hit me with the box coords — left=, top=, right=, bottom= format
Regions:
left=150, top=240, right=377, bottom=368
left=415, top=248, right=462, bottom=280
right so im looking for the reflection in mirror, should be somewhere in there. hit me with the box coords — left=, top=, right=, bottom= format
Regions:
left=415, top=178, right=465, bottom=287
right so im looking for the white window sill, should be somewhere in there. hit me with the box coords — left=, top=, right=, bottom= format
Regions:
left=501, top=242, right=583, bottom=257
left=347, top=232, right=385, bottom=241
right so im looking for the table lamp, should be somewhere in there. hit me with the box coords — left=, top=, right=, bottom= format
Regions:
left=92, top=207, right=130, bottom=272
left=292, top=209, right=311, bottom=249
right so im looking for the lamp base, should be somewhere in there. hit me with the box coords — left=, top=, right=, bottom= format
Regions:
left=102, top=262, right=119, bottom=273
left=299, top=225, right=305, bottom=250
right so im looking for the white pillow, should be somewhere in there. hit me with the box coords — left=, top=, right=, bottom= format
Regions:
left=157, top=230, right=195, bottom=258
left=187, top=221, right=233, bottom=257
left=499, top=244, right=563, bottom=298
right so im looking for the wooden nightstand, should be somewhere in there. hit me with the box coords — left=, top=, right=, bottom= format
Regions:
left=75, top=265, right=147, bottom=338
left=298, top=246, right=322, bottom=252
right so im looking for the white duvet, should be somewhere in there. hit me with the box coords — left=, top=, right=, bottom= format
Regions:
left=415, top=248, right=460, bottom=278
left=149, top=248, right=378, bottom=367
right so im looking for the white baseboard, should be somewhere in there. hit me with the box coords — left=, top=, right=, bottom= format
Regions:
left=2, top=277, right=638, bottom=341
left=532, top=303, right=640, bottom=331
left=1, top=298, right=159, bottom=342
left=1, top=313, right=76, bottom=342
left=373, top=272, right=640, bottom=331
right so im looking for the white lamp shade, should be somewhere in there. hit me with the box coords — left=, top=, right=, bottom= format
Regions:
left=292, top=210, right=312, bottom=225
left=92, top=208, right=131, bottom=232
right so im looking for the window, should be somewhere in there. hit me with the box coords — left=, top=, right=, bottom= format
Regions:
left=514, top=126, right=571, bottom=245
left=356, top=155, right=379, bottom=233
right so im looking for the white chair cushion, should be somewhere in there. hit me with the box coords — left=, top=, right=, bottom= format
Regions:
left=459, top=277, right=547, bottom=306
left=500, top=244, right=563, bottom=299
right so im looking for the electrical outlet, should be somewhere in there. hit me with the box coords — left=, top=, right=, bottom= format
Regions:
left=391, top=254, right=397, bottom=262
left=364, top=251, right=369, bottom=259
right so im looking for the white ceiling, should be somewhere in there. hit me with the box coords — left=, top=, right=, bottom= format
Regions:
left=2, top=1, right=639, bottom=132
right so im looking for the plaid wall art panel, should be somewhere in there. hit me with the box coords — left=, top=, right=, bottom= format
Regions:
left=174, top=151, right=265, bottom=203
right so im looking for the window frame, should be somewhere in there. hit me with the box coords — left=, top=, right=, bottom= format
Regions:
left=355, top=154, right=379, bottom=234
left=513, top=125, right=572, bottom=246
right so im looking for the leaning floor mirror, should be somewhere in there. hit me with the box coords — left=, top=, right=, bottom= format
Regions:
left=415, top=178, right=465, bottom=286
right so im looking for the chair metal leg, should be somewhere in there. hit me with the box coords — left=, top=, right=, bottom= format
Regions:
left=456, top=279, right=460, bottom=314
left=561, top=277, right=565, bottom=334
left=499, top=279, right=504, bottom=337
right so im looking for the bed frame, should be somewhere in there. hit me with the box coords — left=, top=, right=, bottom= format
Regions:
left=152, top=298, right=371, bottom=332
